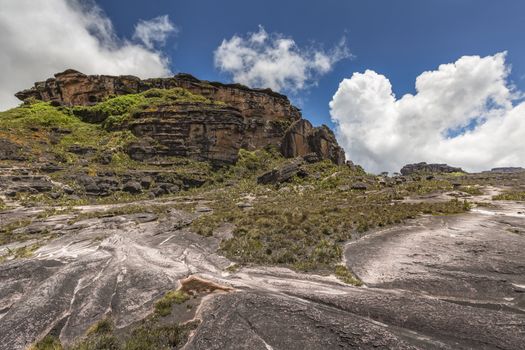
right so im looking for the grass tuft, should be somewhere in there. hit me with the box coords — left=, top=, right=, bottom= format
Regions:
left=154, top=290, right=190, bottom=317
left=493, top=190, right=525, bottom=201
left=334, top=265, right=363, bottom=286
left=30, top=335, right=63, bottom=350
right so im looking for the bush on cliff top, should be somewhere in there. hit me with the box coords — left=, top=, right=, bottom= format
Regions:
left=72, top=87, right=218, bottom=130
left=0, top=100, right=141, bottom=165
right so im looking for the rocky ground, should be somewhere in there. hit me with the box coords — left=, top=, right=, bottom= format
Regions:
left=0, top=171, right=524, bottom=349
left=1, top=73, right=524, bottom=349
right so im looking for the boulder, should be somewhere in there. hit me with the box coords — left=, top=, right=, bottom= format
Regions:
left=140, top=176, right=153, bottom=189
left=351, top=182, right=368, bottom=190
left=122, top=181, right=142, bottom=194
left=40, top=163, right=63, bottom=173
left=67, top=145, right=96, bottom=155
left=30, top=181, right=53, bottom=193
left=257, top=159, right=307, bottom=185
left=302, top=153, right=321, bottom=163
left=0, top=139, right=26, bottom=161
left=96, top=152, right=113, bottom=165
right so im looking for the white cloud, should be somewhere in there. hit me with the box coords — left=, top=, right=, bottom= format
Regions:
left=133, top=15, right=177, bottom=49
left=0, top=0, right=175, bottom=111
left=214, top=26, right=350, bottom=92
left=329, top=52, right=525, bottom=173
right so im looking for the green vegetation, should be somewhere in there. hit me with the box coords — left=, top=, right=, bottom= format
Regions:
left=30, top=335, right=63, bottom=350
left=188, top=153, right=471, bottom=273
left=334, top=265, right=363, bottom=286
left=0, top=87, right=218, bottom=169
left=0, top=244, right=42, bottom=263
left=0, top=219, right=34, bottom=245
left=0, top=101, right=134, bottom=164
left=70, top=318, right=120, bottom=350
left=493, top=190, right=525, bottom=201
left=270, top=119, right=293, bottom=133
left=69, top=316, right=197, bottom=350
left=123, top=320, right=198, bottom=350
left=458, top=186, right=484, bottom=196
left=396, top=177, right=453, bottom=195
left=154, top=290, right=191, bottom=317
left=73, top=88, right=219, bottom=130
left=219, top=147, right=284, bottom=180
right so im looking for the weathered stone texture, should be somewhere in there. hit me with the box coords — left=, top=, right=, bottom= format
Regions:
left=16, top=70, right=345, bottom=164
left=281, top=119, right=346, bottom=165
left=400, top=162, right=464, bottom=176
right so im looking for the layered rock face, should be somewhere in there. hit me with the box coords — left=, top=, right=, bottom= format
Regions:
left=281, top=120, right=346, bottom=165
left=16, top=70, right=344, bottom=164
left=400, top=162, right=464, bottom=176
left=128, top=103, right=244, bottom=164
left=488, top=167, right=525, bottom=173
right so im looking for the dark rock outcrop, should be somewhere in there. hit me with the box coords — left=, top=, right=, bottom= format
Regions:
left=257, top=159, right=307, bottom=185
left=351, top=182, right=368, bottom=190
left=400, top=162, right=464, bottom=176
left=281, top=120, right=345, bottom=165
left=0, top=140, right=26, bottom=161
left=488, top=167, right=525, bottom=173
left=128, top=103, right=244, bottom=165
left=15, top=70, right=345, bottom=165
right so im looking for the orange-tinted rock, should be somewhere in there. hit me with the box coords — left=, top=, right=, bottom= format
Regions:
left=16, top=70, right=346, bottom=165
left=128, top=102, right=244, bottom=165
left=281, top=120, right=346, bottom=165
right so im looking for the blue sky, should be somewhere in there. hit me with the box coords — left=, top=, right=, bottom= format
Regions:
left=97, top=0, right=525, bottom=127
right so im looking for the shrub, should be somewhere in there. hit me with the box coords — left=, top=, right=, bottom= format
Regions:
left=493, top=190, right=525, bottom=201
left=334, top=265, right=363, bottom=286
left=123, top=321, right=198, bottom=350
left=71, top=318, right=121, bottom=350
left=154, top=290, right=190, bottom=317
left=30, top=336, right=63, bottom=350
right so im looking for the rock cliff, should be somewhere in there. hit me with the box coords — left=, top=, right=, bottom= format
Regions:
left=400, top=162, right=464, bottom=176
left=488, top=167, right=525, bottom=173
left=16, top=70, right=345, bottom=164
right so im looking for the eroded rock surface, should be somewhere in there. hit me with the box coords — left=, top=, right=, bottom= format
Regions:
left=488, top=167, right=525, bottom=173
left=400, top=162, right=464, bottom=176
left=281, top=119, right=345, bottom=165
left=14, top=70, right=345, bottom=165
left=0, top=189, right=524, bottom=349
left=128, top=103, right=244, bottom=164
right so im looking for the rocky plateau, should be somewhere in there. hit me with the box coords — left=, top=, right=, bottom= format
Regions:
left=0, top=72, right=524, bottom=350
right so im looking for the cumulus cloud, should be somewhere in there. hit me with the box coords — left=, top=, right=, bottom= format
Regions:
left=0, top=0, right=175, bottom=110
left=329, top=52, right=525, bottom=173
left=133, top=15, right=177, bottom=49
left=214, top=26, right=350, bottom=92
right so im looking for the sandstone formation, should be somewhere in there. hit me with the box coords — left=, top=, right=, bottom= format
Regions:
left=127, top=103, right=245, bottom=164
left=16, top=70, right=344, bottom=164
left=400, top=162, right=464, bottom=176
left=488, top=167, right=525, bottom=173
left=281, top=119, right=345, bottom=165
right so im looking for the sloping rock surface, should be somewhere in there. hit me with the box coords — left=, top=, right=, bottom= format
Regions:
left=0, top=188, right=524, bottom=349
